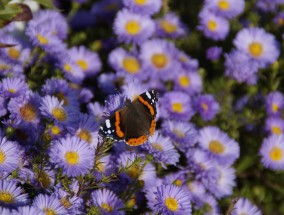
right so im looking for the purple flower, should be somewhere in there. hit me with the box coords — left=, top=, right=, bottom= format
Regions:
left=266, top=91, right=284, bottom=116
left=49, top=136, right=95, bottom=177
left=33, top=194, right=67, bottom=215
left=123, top=0, right=162, bottom=15
left=206, top=46, right=222, bottom=60
left=0, top=77, right=28, bottom=99
left=231, top=198, right=261, bottom=215
left=194, top=94, right=220, bottom=121
left=265, top=117, right=284, bottom=136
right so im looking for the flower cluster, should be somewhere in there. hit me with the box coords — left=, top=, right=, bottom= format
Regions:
left=0, top=0, right=281, bottom=214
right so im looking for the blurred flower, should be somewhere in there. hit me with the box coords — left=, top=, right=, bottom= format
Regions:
left=231, top=198, right=261, bottom=215
left=12, top=206, right=45, bottom=215
left=260, top=135, right=284, bottom=170
left=265, top=117, right=284, bottom=136
left=155, top=12, right=187, bottom=38
left=89, top=189, right=125, bottom=215
left=198, top=9, right=229, bottom=41
left=206, top=46, right=222, bottom=61
left=0, top=77, right=28, bottom=99
left=201, top=195, right=220, bottom=215
left=194, top=94, right=220, bottom=121
left=198, top=126, right=240, bottom=166
left=160, top=91, right=195, bottom=121
left=33, top=194, right=67, bottom=215
left=233, top=27, right=280, bottom=67
left=153, top=184, right=192, bottom=215
left=49, top=136, right=95, bottom=177
left=113, top=9, right=155, bottom=44
left=142, top=132, right=180, bottom=167
left=0, top=180, right=28, bottom=207
left=225, top=50, right=259, bottom=85
left=176, top=51, right=199, bottom=71
left=204, top=0, right=245, bottom=19
left=265, top=91, right=284, bottom=117
left=123, top=0, right=162, bottom=15
left=68, top=46, right=101, bottom=76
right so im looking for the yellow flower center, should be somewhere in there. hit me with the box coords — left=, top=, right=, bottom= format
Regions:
left=96, top=161, right=105, bottom=172
left=171, top=103, right=183, bottom=113
left=8, top=88, right=16, bottom=93
left=269, top=146, right=283, bottom=161
left=207, top=20, right=217, bottom=31
left=179, top=56, right=187, bottom=63
left=173, top=179, right=183, bottom=186
left=43, top=208, right=56, bottom=215
left=19, top=103, right=37, bottom=122
left=0, top=151, right=6, bottom=164
left=0, top=191, right=14, bottom=204
left=8, top=48, right=20, bottom=60
left=127, top=165, right=140, bottom=179
left=60, top=196, right=72, bottom=209
left=0, top=64, right=10, bottom=70
left=152, top=143, right=163, bottom=151
left=179, top=76, right=190, bottom=87
left=151, top=53, right=168, bottom=69
left=65, top=151, right=79, bottom=165
left=125, top=20, right=141, bottom=35
left=51, top=126, right=61, bottom=135
left=160, top=20, right=177, bottom=33
left=201, top=102, right=209, bottom=112
left=209, top=140, right=225, bottom=154
left=272, top=126, right=282, bottom=135
left=272, top=103, right=279, bottom=113
left=37, top=34, right=49, bottom=45
left=126, top=197, right=136, bottom=208
left=164, top=197, right=178, bottom=211
left=278, top=18, right=284, bottom=25
left=51, top=107, right=67, bottom=121
left=218, top=0, right=230, bottom=10
left=248, top=42, right=263, bottom=57
left=77, top=129, right=92, bottom=143
left=101, top=202, right=113, bottom=212
left=64, top=63, right=72, bottom=72
left=173, top=129, right=185, bottom=138
left=122, top=57, right=140, bottom=73
left=76, top=59, right=88, bottom=71
left=134, top=0, right=147, bottom=5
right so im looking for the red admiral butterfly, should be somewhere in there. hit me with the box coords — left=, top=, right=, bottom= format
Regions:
left=99, top=90, right=158, bottom=146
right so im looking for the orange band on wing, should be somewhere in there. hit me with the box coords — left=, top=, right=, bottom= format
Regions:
left=150, top=120, right=156, bottom=136
left=126, top=135, right=148, bottom=146
left=138, top=96, right=155, bottom=116
left=115, top=111, right=124, bottom=138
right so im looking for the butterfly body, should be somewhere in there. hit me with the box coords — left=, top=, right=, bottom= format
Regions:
left=99, top=90, right=158, bottom=146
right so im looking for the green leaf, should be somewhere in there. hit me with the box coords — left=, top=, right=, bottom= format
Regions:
left=33, top=0, right=57, bottom=9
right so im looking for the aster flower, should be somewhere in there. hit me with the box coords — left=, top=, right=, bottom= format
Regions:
left=201, top=195, right=220, bottom=215
left=177, top=51, right=199, bottom=71
left=159, top=91, right=195, bottom=121
left=225, top=50, right=259, bottom=85
left=49, top=136, right=95, bottom=177
left=113, top=9, right=155, bottom=44
left=0, top=207, right=12, bottom=214
left=0, top=137, right=21, bottom=173
left=198, top=9, right=229, bottom=41
left=260, top=135, right=284, bottom=170
left=198, top=126, right=240, bottom=166
left=206, top=46, right=222, bottom=61
left=108, top=48, right=143, bottom=80
left=161, top=120, right=198, bottom=153
left=89, top=188, right=125, bottom=215
left=74, top=114, right=99, bottom=148
left=97, top=73, right=117, bottom=94
left=88, top=101, right=105, bottom=122
left=121, top=81, right=148, bottom=101
left=231, top=198, right=261, bottom=215
left=140, top=39, right=179, bottom=81
left=142, top=132, right=180, bottom=167
left=33, top=194, right=67, bottom=215
left=265, top=91, right=284, bottom=116
left=67, top=46, right=101, bottom=76
left=13, top=206, right=45, bottom=215
left=0, top=180, right=28, bottom=207
left=155, top=12, right=187, bottom=38
left=233, top=27, right=280, bottom=67
left=94, top=155, right=114, bottom=180
left=0, top=96, right=7, bottom=117
left=186, top=181, right=206, bottom=209
left=265, top=117, right=284, bottom=136
left=194, top=94, right=220, bottom=121
left=173, top=69, right=202, bottom=95
left=8, top=92, right=41, bottom=126
left=0, top=77, right=28, bottom=99
left=204, top=0, right=245, bottom=19
left=40, top=95, right=78, bottom=128
left=44, top=124, right=67, bottom=141
left=153, top=184, right=192, bottom=215
left=123, top=0, right=162, bottom=15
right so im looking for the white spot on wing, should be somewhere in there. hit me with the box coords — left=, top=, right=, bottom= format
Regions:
left=146, top=91, right=151, bottom=99
left=105, top=119, right=111, bottom=128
